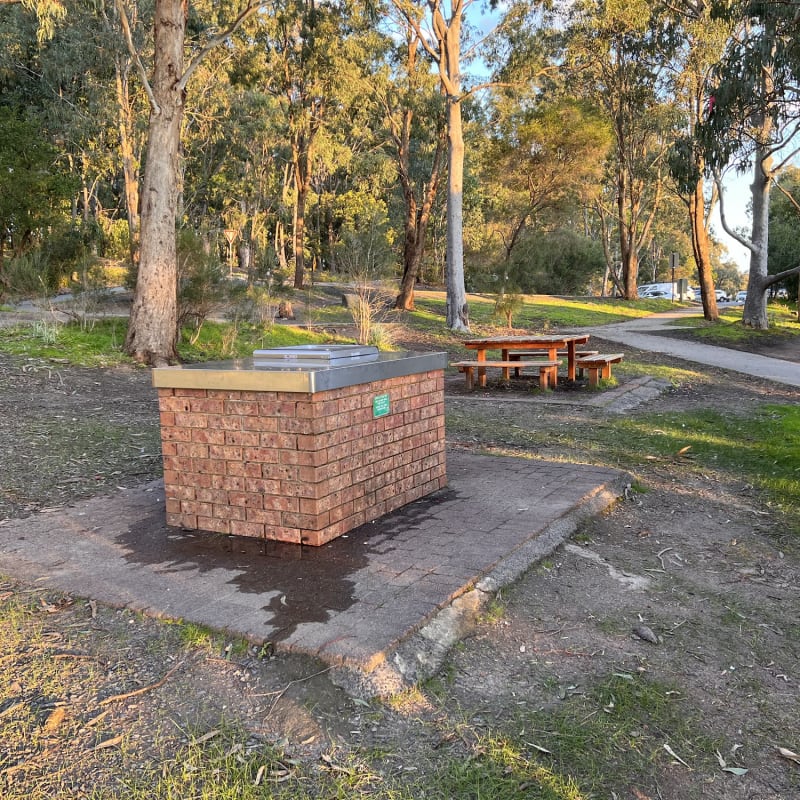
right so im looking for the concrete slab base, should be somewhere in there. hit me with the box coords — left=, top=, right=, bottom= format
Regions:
left=0, top=450, right=626, bottom=697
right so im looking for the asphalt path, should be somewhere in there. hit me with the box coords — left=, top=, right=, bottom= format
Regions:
left=581, top=307, right=800, bottom=389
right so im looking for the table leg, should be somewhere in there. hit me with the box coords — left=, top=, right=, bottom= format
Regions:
left=567, top=342, right=577, bottom=381
left=548, top=347, right=559, bottom=387
left=477, top=350, right=487, bottom=388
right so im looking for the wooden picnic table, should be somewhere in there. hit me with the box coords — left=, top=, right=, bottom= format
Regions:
left=463, top=334, right=591, bottom=387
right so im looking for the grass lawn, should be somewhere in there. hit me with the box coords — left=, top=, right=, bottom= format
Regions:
left=669, top=302, right=800, bottom=345
left=409, top=291, right=680, bottom=331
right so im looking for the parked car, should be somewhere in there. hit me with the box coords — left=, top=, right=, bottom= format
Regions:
left=736, top=291, right=747, bottom=303
left=776, top=288, right=788, bottom=299
left=714, top=289, right=728, bottom=302
left=642, top=289, right=671, bottom=299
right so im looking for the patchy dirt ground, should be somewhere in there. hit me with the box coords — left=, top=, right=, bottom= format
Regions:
left=0, top=336, right=799, bottom=798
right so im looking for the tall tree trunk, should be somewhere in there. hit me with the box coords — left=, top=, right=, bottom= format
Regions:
left=293, top=184, right=307, bottom=289
left=274, top=219, right=288, bottom=271
left=291, top=132, right=313, bottom=289
left=393, top=34, right=445, bottom=311
left=689, top=175, right=718, bottom=321
left=115, top=56, right=141, bottom=267
left=391, top=0, right=469, bottom=328
left=742, top=141, right=772, bottom=329
left=395, top=118, right=445, bottom=311
left=445, top=93, right=468, bottom=330
left=124, top=0, right=184, bottom=365
left=396, top=191, right=420, bottom=309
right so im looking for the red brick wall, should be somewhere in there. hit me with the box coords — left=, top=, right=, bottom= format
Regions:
left=157, top=370, right=446, bottom=545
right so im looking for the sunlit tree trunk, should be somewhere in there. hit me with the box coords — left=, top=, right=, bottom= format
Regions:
left=688, top=175, right=718, bottom=320
left=124, top=0, right=184, bottom=365
left=394, top=95, right=445, bottom=310
left=741, top=140, right=772, bottom=329
left=444, top=91, right=468, bottom=329
left=392, top=0, right=470, bottom=330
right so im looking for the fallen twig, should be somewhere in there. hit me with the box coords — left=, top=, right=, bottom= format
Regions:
left=99, top=660, right=185, bottom=706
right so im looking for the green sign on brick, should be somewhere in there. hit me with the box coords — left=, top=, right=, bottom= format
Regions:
left=373, top=393, right=390, bottom=418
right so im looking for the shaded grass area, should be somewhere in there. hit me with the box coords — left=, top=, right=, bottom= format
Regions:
left=1, top=417, right=162, bottom=514
left=0, top=319, right=341, bottom=367
left=0, top=578, right=720, bottom=799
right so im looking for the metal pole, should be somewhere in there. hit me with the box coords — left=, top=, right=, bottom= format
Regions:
left=670, top=252, right=679, bottom=302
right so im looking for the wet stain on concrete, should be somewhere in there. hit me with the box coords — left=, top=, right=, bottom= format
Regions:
left=117, top=488, right=460, bottom=643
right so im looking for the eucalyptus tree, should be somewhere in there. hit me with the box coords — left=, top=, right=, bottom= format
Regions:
left=667, top=6, right=734, bottom=321
left=0, top=108, right=75, bottom=287
left=564, top=0, right=681, bottom=299
left=767, top=166, right=800, bottom=312
left=480, top=96, right=611, bottom=293
left=182, top=74, right=288, bottom=270
left=1, top=1, right=148, bottom=264
left=114, top=0, right=270, bottom=365
left=99, top=0, right=147, bottom=265
left=696, top=0, right=800, bottom=329
left=389, top=0, right=477, bottom=331
left=247, top=0, right=381, bottom=289
left=0, top=0, right=66, bottom=41
left=377, top=24, right=447, bottom=311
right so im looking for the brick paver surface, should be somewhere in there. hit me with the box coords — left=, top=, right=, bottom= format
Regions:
left=0, top=450, right=623, bottom=674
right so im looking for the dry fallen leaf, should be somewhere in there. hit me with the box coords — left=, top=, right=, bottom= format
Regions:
left=193, top=729, right=220, bottom=745
left=777, top=747, right=800, bottom=765
left=663, top=743, right=690, bottom=767
left=93, top=734, right=124, bottom=751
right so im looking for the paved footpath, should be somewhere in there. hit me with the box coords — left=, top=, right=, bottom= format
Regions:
left=582, top=308, right=800, bottom=388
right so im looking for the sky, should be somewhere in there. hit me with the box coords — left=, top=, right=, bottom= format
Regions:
left=712, top=173, right=751, bottom=274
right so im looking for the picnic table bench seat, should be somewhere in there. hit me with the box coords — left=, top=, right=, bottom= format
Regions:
left=451, top=359, right=562, bottom=391
left=575, top=353, right=625, bottom=387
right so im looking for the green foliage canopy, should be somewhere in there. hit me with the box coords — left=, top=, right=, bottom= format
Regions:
left=0, top=107, right=75, bottom=255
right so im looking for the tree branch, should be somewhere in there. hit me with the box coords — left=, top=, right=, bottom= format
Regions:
left=114, top=0, right=159, bottom=115
left=764, top=264, right=800, bottom=286
left=772, top=176, right=800, bottom=215
left=714, top=169, right=754, bottom=252
left=392, top=3, right=441, bottom=66
left=178, top=2, right=272, bottom=93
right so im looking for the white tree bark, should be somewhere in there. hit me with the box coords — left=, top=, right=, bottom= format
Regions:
left=393, top=0, right=470, bottom=332
left=445, top=92, right=469, bottom=331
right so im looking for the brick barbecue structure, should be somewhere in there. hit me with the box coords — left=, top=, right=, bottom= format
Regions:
left=153, top=348, right=447, bottom=546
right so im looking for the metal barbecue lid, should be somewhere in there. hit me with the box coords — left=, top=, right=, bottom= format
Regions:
left=252, top=344, right=379, bottom=366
